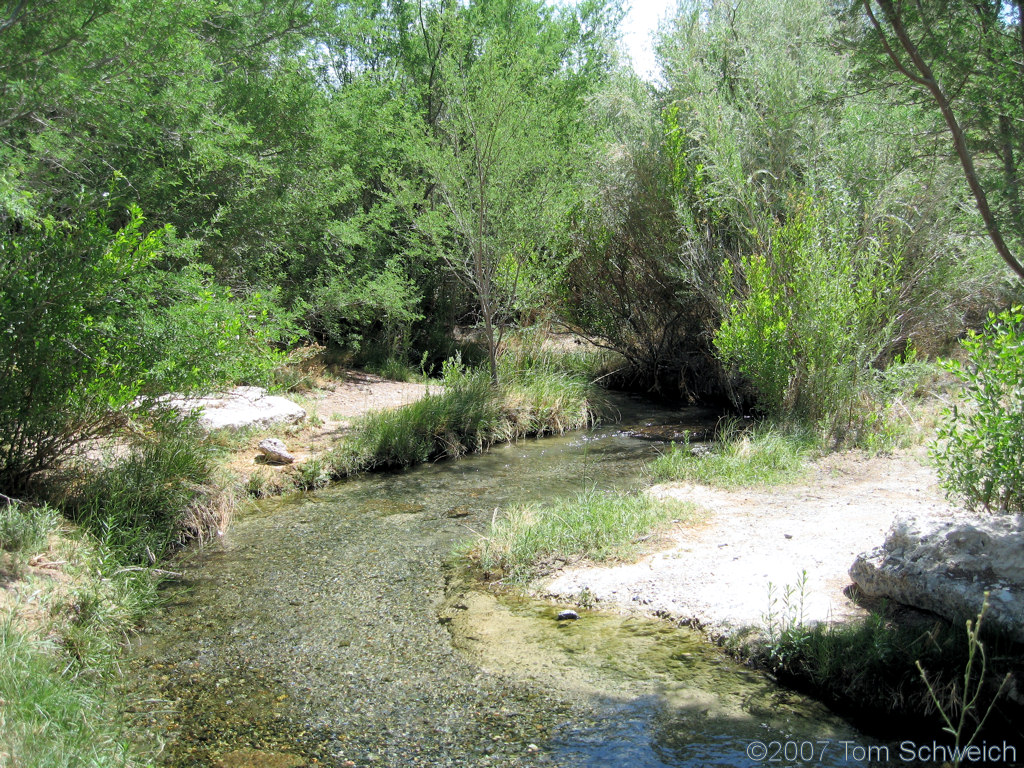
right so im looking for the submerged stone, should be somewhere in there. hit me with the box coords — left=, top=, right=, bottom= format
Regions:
left=213, top=748, right=305, bottom=768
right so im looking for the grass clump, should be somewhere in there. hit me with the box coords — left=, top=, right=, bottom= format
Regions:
left=0, top=502, right=59, bottom=554
left=751, top=609, right=1020, bottom=739
left=651, top=422, right=813, bottom=488
left=333, top=355, right=599, bottom=476
left=336, top=367, right=499, bottom=472
left=66, top=419, right=229, bottom=565
left=0, top=620, right=141, bottom=768
left=499, top=329, right=625, bottom=384
left=464, top=489, right=697, bottom=583
left=0, top=502, right=161, bottom=767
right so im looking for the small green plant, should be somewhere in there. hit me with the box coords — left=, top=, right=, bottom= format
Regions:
left=294, top=457, right=331, bottom=491
left=366, top=356, right=418, bottom=383
left=932, top=307, right=1024, bottom=513
left=0, top=503, right=59, bottom=554
left=762, top=570, right=811, bottom=670
left=917, top=595, right=1012, bottom=768
left=245, top=468, right=287, bottom=498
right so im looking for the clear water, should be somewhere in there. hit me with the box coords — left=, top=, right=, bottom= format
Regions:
left=130, top=396, right=884, bottom=767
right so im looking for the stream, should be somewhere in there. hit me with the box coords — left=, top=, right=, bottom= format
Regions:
left=130, top=396, right=883, bottom=768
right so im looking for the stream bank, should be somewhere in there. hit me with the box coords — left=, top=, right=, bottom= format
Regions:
left=538, top=449, right=952, bottom=640
left=128, top=397, right=883, bottom=767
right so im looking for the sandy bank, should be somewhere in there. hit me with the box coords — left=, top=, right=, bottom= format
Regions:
left=537, top=450, right=954, bottom=640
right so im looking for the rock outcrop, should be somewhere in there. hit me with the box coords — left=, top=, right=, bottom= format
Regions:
left=850, top=512, right=1024, bottom=642
left=162, top=386, right=306, bottom=431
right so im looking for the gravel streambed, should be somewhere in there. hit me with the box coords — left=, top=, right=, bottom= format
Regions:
left=128, top=399, right=878, bottom=768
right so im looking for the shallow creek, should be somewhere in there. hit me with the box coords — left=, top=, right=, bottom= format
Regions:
left=130, top=397, right=883, bottom=768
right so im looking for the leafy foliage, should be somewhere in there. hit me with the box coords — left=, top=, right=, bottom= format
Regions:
left=421, top=0, right=617, bottom=381
left=933, top=308, right=1024, bottom=513
left=852, top=0, right=1024, bottom=280
left=0, top=206, right=289, bottom=494
left=563, top=77, right=721, bottom=398
left=714, top=199, right=902, bottom=426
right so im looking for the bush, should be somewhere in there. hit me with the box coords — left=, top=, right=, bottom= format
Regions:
left=932, top=307, right=1024, bottom=513
left=67, top=420, right=227, bottom=565
left=714, top=199, right=902, bottom=429
left=0, top=205, right=294, bottom=495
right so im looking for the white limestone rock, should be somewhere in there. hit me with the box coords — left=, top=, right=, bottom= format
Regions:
left=258, top=438, right=295, bottom=465
left=850, top=512, right=1024, bottom=641
left=162, top=386, right=306, bottom=431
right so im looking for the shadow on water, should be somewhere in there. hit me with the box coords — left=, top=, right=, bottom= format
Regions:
left=129, top=395, right=886, bottom=768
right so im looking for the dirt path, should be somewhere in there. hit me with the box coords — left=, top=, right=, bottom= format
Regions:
left=539, top=449, right=954, bottom=639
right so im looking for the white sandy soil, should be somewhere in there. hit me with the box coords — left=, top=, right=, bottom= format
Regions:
left=538, top=450, right=954, bottom=639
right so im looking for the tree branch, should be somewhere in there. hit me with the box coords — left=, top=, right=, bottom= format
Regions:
left=869, top=0, right=1024, bottom=280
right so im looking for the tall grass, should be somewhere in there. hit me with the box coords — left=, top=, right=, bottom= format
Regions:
left=464, top=489, right=697, bottom=583
left=332, top=356, right=600, bottom=476
left=750, top=610, right=1021, bottom=738
left=498, top=330, right=625, bottom=384
left=0, top=502, right=59, bottom=554
left=67, top=420, right=229, bottom=565
left=0, top=503, right=160, bottom=767
left=651, top=422, right=813, bottom=488
left=0, top=621, right=143, bottom=768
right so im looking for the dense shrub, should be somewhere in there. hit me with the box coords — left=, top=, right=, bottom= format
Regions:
left=714, top=199, right=902, bottom=428
left=650, top=0, right=1003, bottom=415
left=562, top=78, right=724, bottom=399
left=933, top=308, right=1024, bottom=513
left=0, top=206, right=292, bottom=494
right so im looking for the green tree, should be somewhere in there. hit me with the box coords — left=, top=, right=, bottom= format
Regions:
left=0, top=206, right=291, bottom=495
left=854, top=0, right=1024, bottom=280
left=421, top=0, right=619, bottom=382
